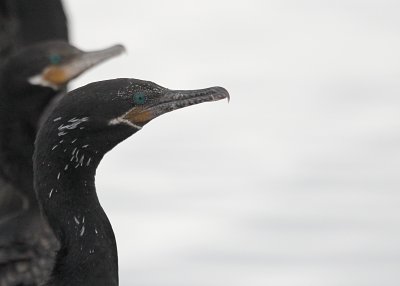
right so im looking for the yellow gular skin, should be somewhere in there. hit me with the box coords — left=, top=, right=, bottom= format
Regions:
left=124, top=108, right=153, bottom=125
left=43, top=66, right=69, bottom=86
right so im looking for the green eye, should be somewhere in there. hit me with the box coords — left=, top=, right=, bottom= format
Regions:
left=133, top=92, right=146, bottom=105
left=49, top=54, right=62, bottom=65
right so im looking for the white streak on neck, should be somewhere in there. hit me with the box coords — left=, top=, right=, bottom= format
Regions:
left=108, top=117, right=142, bottom=130
left=80, top=225, right=85, bottom=236
left=28, top=74, right=59, bottom=90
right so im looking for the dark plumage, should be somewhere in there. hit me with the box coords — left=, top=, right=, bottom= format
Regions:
left=0, top=1, right=68, bottom=283
left=34, top=78, right=229, bottom=285
left=0, top=42, right=124, bottom=285
left=11, top=0, right=68, bottom=46
left=0, top=0, right=68, bottom=60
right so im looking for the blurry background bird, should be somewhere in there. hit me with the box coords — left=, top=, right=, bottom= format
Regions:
left=0, top=1, right=124, bottom=285
left=0, top=0, right=68, bottom=59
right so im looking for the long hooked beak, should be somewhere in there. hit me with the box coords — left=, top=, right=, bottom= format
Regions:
left=60, top=44, right=126, bottom=80
left=124, top=86, right=230, bottom=126
left=38, top=44, right=126, bottom=88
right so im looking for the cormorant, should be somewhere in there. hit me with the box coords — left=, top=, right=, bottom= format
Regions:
left=0, top=41, right=125, bottom=285
left=34, top=78, right=229, bottom=285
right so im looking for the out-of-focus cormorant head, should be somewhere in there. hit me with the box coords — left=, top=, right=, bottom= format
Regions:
left=37, top=78, right=229, bottom=168
left=1, top=41, right=125, bottom=97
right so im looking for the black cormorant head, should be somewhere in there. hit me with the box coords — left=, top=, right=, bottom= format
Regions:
left=1, top=41, right=125, bottom=99
left=36, top=78, right=229, bottom=172
left=34, top=79, right=228, bottom=285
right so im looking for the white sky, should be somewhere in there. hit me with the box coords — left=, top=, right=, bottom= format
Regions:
left=65, top=1, right=400, bottom=285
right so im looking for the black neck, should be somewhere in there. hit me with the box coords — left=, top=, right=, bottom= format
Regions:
left=36, top=150, right=119, bottom=286
left=34, top=117, right=126, bottom=286
left=34, top=111, right=136, bottom=285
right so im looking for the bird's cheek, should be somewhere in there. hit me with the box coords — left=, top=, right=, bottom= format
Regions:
left=124, top=108, right=153, bottom=125
left=43, top=66, right=68, bottom=86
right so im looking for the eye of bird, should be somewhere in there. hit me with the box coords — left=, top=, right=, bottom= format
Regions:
left=49, top=54, right=62, bottom=65
left=133, top=92, right=146, bottom=105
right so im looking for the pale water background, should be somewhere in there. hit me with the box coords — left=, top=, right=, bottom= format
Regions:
left=65, top=1, right=400, bottom=285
